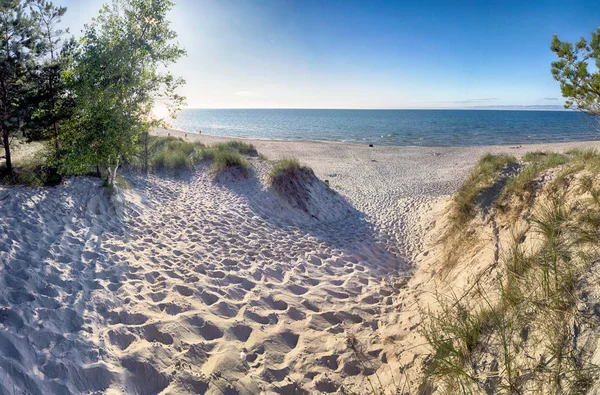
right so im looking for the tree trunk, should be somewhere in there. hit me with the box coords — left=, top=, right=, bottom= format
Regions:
left=2, top=125, right=11, bottom=174
left=143, top=130, right=149, bottom=175
left=108, top=159, right=120, bottom=190
left=1, top=78, right=11, bottom=174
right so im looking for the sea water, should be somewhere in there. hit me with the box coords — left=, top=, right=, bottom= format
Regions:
left=172, top=109, right=598, bottom=147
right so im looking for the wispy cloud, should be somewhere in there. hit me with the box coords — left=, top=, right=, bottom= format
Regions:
left=540, top=97, right=559, bottom=101
left=234, top=91, right=265, bottom=99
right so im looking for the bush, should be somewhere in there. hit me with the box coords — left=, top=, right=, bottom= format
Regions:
left=0, top=144, right=62, bottom=187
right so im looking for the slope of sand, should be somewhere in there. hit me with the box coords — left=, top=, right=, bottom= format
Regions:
left=1, top=130, right=600, bottom=394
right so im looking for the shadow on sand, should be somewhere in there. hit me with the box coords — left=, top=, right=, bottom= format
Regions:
left=0, top=178, right=127, bottom=394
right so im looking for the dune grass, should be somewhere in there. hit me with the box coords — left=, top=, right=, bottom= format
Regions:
left=210, top=149, right=249, bottom=177
left=423, top=151, right=600, bottom=393
left=449, top=153, right=516, bottom=229
left=143, top=136, right=204, bottom=174
left=268, top=158, right=317, bottom=212
left=141, top=136, right=257, bottom=177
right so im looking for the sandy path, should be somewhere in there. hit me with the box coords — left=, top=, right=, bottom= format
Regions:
left=2, top=131, right=600, bottom=393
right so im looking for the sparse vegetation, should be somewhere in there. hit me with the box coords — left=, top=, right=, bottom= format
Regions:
left=133, top=136, right=255, bottom=178
left=423, top=150, right=600, bottom=394
left=268, top=158, right=317, bottom=212
left=0, top=141, right=61, bottom=187
left=210, top=149, right=249, bottom=177
left=145, top=136, right=202, bottom=174
left=449, top=153, right=516, bottom=229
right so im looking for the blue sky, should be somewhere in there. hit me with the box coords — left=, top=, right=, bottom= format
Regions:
left=61, top=0, right=600, bottom=109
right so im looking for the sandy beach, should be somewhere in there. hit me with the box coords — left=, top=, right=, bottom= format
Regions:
left=2, top=129, right=600, bottom=394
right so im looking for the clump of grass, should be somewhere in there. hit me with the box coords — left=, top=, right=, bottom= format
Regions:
left=499, top=152, right=569, bottom=206
left=213, top=141, right=258, bottom=156
left=144, top=136, right=205, bottom=174
left=189, top=141, right=258, bottom=178
left=210, top=149, right=249, bottom=178
left=268, top=159, right=317, bottom=212
left=450, top=154, right=516, bottom=228
left=152, top=149, right=192, bottom=172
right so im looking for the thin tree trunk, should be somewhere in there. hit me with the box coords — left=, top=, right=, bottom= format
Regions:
left=143, top=130, right=149, bottom=175
left=0, top=78, right=11, bottom=174
left=2, top=125, right=11, bottom=174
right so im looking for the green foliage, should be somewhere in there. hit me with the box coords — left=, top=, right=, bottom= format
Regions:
left=269, top=158, right=303, bottom=179
left=450, top=153, right=516, bottom=227
left=136, top=136, right=255, bottom=178
left=213, top=141, right=258, bottom=156
left=500, top=151, right=569, bottom=204
left=60, top=0, right=186, bottom=187
left=0, top=0, right=41, bottom=174
left=551, top=28, right=600, bottom=131
left=211, top=149, right=249, bottom=177
left=26, top=0, right=75, bottom=148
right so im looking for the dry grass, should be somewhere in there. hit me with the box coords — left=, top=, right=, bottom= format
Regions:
left=268, top=159, right=317, bottom=212
left=0, top=141, right=62, bottom=187
left=422, top=151, right=600, bottom=394
left=449, top=153, right=516, bottom=230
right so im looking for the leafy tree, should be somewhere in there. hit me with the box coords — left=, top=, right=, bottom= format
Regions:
left=28, top=0, right=74, bottom=150
left=61, top=0, right=185, bottom=187
left=551, top=28, right=600, bottom=131
left=0, top=0, right=40, bottom=174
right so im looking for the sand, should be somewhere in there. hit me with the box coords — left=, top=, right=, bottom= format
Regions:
left=1, top=129, right=600, bottom=394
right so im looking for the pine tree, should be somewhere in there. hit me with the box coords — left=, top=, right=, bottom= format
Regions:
left=28, top=0, right=74, bottom=150
left=551, top=28, right=600, bottom=132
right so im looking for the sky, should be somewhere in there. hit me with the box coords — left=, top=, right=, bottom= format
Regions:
left=60, top=0, right=600, bottom=109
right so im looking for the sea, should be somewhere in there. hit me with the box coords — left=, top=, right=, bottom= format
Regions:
left=171, top=109, right=599, bottom=147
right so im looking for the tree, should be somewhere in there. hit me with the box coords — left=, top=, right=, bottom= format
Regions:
left=61, top=0, right=185, bottom=187
left=28, top=0, right=74, bottom=150
left=0, top=0, right=39, bottom=174
left=551, top=28, right=600, bottom=131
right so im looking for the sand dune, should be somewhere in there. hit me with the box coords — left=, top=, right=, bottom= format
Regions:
left=3, top=132, right=600, bottom=393
left=0, top=160, right=408, bottom=394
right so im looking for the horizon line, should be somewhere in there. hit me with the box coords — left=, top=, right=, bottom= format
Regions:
left=181, top=106, right=569, bottom=111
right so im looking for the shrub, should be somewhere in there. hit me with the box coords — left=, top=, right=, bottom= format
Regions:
left=0, top=144, right=62, bottom=187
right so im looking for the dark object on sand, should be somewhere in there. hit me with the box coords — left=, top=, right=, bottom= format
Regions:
left=185, top=133, right=187, bottom=138
left=369, top=144, right=374, bottom=147
left=168, top=132, right=170, bottom=136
